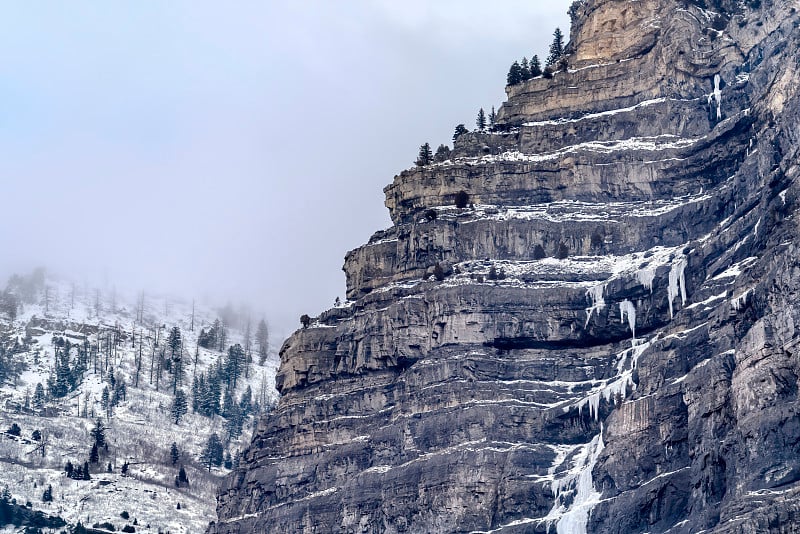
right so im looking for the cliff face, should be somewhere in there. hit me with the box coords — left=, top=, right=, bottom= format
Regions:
left=210, top=1, right=800, bottom=532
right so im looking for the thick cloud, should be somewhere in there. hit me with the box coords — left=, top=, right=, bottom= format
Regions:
left=0, top=1, right=571, bottom=338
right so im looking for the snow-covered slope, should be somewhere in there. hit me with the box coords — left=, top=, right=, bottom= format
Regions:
left=0, top=273, right=279, bottom=533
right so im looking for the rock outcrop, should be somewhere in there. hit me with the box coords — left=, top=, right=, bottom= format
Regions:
left=210, top=0, right=800, bottom=532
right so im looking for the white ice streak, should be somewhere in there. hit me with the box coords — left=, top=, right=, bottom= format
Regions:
left=462, top=192, right=712, bottom=224
left=667, top=258, right=688, bottom=318
left=585, top=284, right=606, bottom=327
left=523, top=98, right=668, bottom=127
left=572, top=339, right=652, bottom=421
left=545, top=430, right=606, bottom=534
left=620, top=300, right=636, bottom=339
left=710, top=74, right=723, bottom=120
left=478, top=135, right=701, bottom=165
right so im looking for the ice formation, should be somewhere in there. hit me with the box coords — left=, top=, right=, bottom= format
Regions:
left=667, top=258, right=688, bottom=318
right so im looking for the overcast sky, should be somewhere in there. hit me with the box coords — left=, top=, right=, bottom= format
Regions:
left=0, top=1, right=571, bottom=339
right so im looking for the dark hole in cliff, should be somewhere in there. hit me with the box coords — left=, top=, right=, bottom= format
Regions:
left=455, top=190, right=469, bottom=209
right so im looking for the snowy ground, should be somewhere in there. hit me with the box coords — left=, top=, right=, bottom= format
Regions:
left=0, top=275, right=280, bottom=533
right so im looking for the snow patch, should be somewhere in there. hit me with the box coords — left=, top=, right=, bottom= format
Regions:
left=710, top=257, right=758, bottom=281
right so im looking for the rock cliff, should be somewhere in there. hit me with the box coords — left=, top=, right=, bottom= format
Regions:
left=210, top=0, right=800, bottom=532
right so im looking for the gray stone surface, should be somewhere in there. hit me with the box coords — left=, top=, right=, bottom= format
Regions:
left=210, top=0, right=800, bottom=532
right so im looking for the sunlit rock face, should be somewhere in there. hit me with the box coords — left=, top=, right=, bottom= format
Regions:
left=210, top=0, right=800, bottom=532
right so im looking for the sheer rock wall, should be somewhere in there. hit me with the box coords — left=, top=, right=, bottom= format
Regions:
left=210, top=0, right=800, bottom=532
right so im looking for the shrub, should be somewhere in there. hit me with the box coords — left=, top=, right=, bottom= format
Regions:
left=300, top=315, right=311, bottom=328
left=591, top=231, right=604, bottom=250
left=120, top=511, right=130, bottom=519
left=533, top=244, right=547, bottom=260
left=7, top=423, right=20, bottom=437
left=122, top=526, right=136, bottom=533
left=433, top=263, right=446, bottom=282
left=424, top=209, right=438, bottom=222
left=556, top=243, right=570, bottom=260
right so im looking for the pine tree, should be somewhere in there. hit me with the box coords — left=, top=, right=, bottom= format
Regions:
left=546, top=28, right=565, bottom=68
left=200, top=433, right=224, bottom=471
left=226, top=403, right=243, bottom=440
left=42, top=485, right=52, bottom=502
left=520, top=57, right=531, bottom=81
left=192, top=373, right=205, bottom=413
left=177, top=465, right=188, bottom=487
left=530, top=55, right=542, bottom=77
left=90, top=418, right=106, bottom=448
left=476, top=108, right=487, bottom=131
left=204, top=370, right=221, bottom=416
left=255, top=319, right=269, bottom=366
left=217, top=321, right=228, bottom=352
left=506, top=61, right=523, bottom=86
left=569, top=0, right=585, bottom=24
left=225, top=344, right=245, bottom=389
left=415, top=143, right=433, bottom=166
left=83, top=461, right=91, bottom=480
left=170, top=442, right=180, bottom=465
left=452, top=124, right=469, bottom=144
left=489, top=107, right=497, bottom=127
left=433, top=144, right=451, bottom=163
left=33, top=382, right=45, bottom=409
left=89, top=442, right=99, bottom=463
left=239, top=385, right=252, bottom=418
left=101, top=386, right=110, bottom=414
left=167, top=327, right=181, bottom=360
left=171, top=389, right=188, bottom=424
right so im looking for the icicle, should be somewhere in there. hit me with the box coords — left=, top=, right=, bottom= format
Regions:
left=636, top=265, right=656, bottom=293
left=708, top=74, right=722, bottom=120
left=732, top=289, right=751, bottom=312
left=619, top=300, right=636, bottom=340
left=584, top=284, right=606, bottom=327
left=667, top=258, right=687, bottom=318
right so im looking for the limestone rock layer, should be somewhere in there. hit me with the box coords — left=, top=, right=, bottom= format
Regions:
left=210, top=0, right=800, bottom=532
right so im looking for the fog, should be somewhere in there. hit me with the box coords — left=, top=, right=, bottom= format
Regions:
left=0, top=1, right=571, bottom=340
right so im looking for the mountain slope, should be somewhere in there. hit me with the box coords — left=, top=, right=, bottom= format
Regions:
left=211, top=0, right=800, bottom=532
left=0, top=276, right=278, bottom=533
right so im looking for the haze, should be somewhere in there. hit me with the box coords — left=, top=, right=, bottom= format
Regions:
left=0, top=1, right=571, bottom=339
